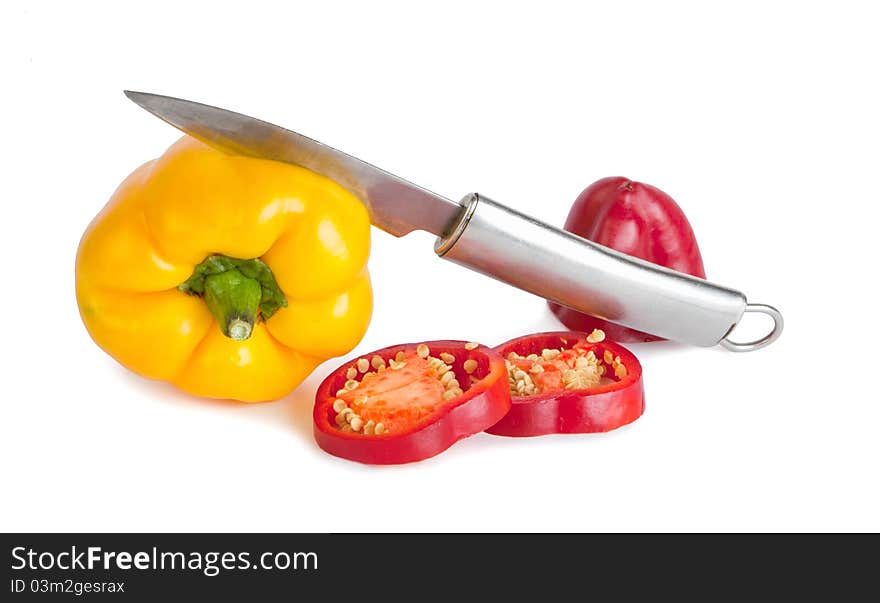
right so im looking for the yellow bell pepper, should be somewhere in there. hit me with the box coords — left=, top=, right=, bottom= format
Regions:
left=76, top=135, right=373, bottom=402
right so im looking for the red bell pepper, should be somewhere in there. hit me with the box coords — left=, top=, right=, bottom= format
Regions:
left=549, top=176, right=706, bottom=342
left=313, top=341, right=510, bottom=464
left=486, top=331, right=644, bottom=437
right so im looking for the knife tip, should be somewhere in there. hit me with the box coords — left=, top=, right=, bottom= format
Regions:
left=123, top=89, right=151, bottom=103
left=123, top=90, right=149, bottom=110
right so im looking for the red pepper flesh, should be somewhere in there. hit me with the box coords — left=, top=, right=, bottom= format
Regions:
left=549, top=176, right=706, bottom=342
left=486, top=331, right=644, bottom=437
left=314, top=341, right=511, bottom=464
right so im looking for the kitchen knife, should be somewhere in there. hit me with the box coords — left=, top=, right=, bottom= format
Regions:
left=124, top=91, right=782, bottom=351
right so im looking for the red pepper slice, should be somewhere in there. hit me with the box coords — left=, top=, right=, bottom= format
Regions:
left=313, top=341, right=510, bottom=464
left=486, top=331, right=644, bottom=437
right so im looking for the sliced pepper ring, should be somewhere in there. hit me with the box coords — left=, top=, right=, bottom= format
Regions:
left=486, top=331, right=644, bottom=437
left=313, top=341, right=511, bottom=464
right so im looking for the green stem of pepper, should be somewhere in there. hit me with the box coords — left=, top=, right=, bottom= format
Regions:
left=178, top=255, right=288, bottom=341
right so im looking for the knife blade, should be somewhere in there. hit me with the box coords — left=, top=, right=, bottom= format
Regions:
left=124, top=90, right=463, bottom=238
left=123, top=90, right=783, bottom=351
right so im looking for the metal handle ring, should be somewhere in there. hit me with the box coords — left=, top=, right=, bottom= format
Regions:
left=720, top=303, right=784, bottom=352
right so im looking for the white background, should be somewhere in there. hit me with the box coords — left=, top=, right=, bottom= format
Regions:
left=2, top=0, right=878, bottom=533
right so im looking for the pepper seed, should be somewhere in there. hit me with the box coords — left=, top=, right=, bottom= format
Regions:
left=586, top=329, right=606, bottom=343
left=442, top=388, right=462, bottom=400
left=541, top=349, right=560, bottom=361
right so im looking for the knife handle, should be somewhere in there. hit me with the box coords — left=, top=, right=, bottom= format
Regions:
left=434, top=193, right=782, bottom=350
